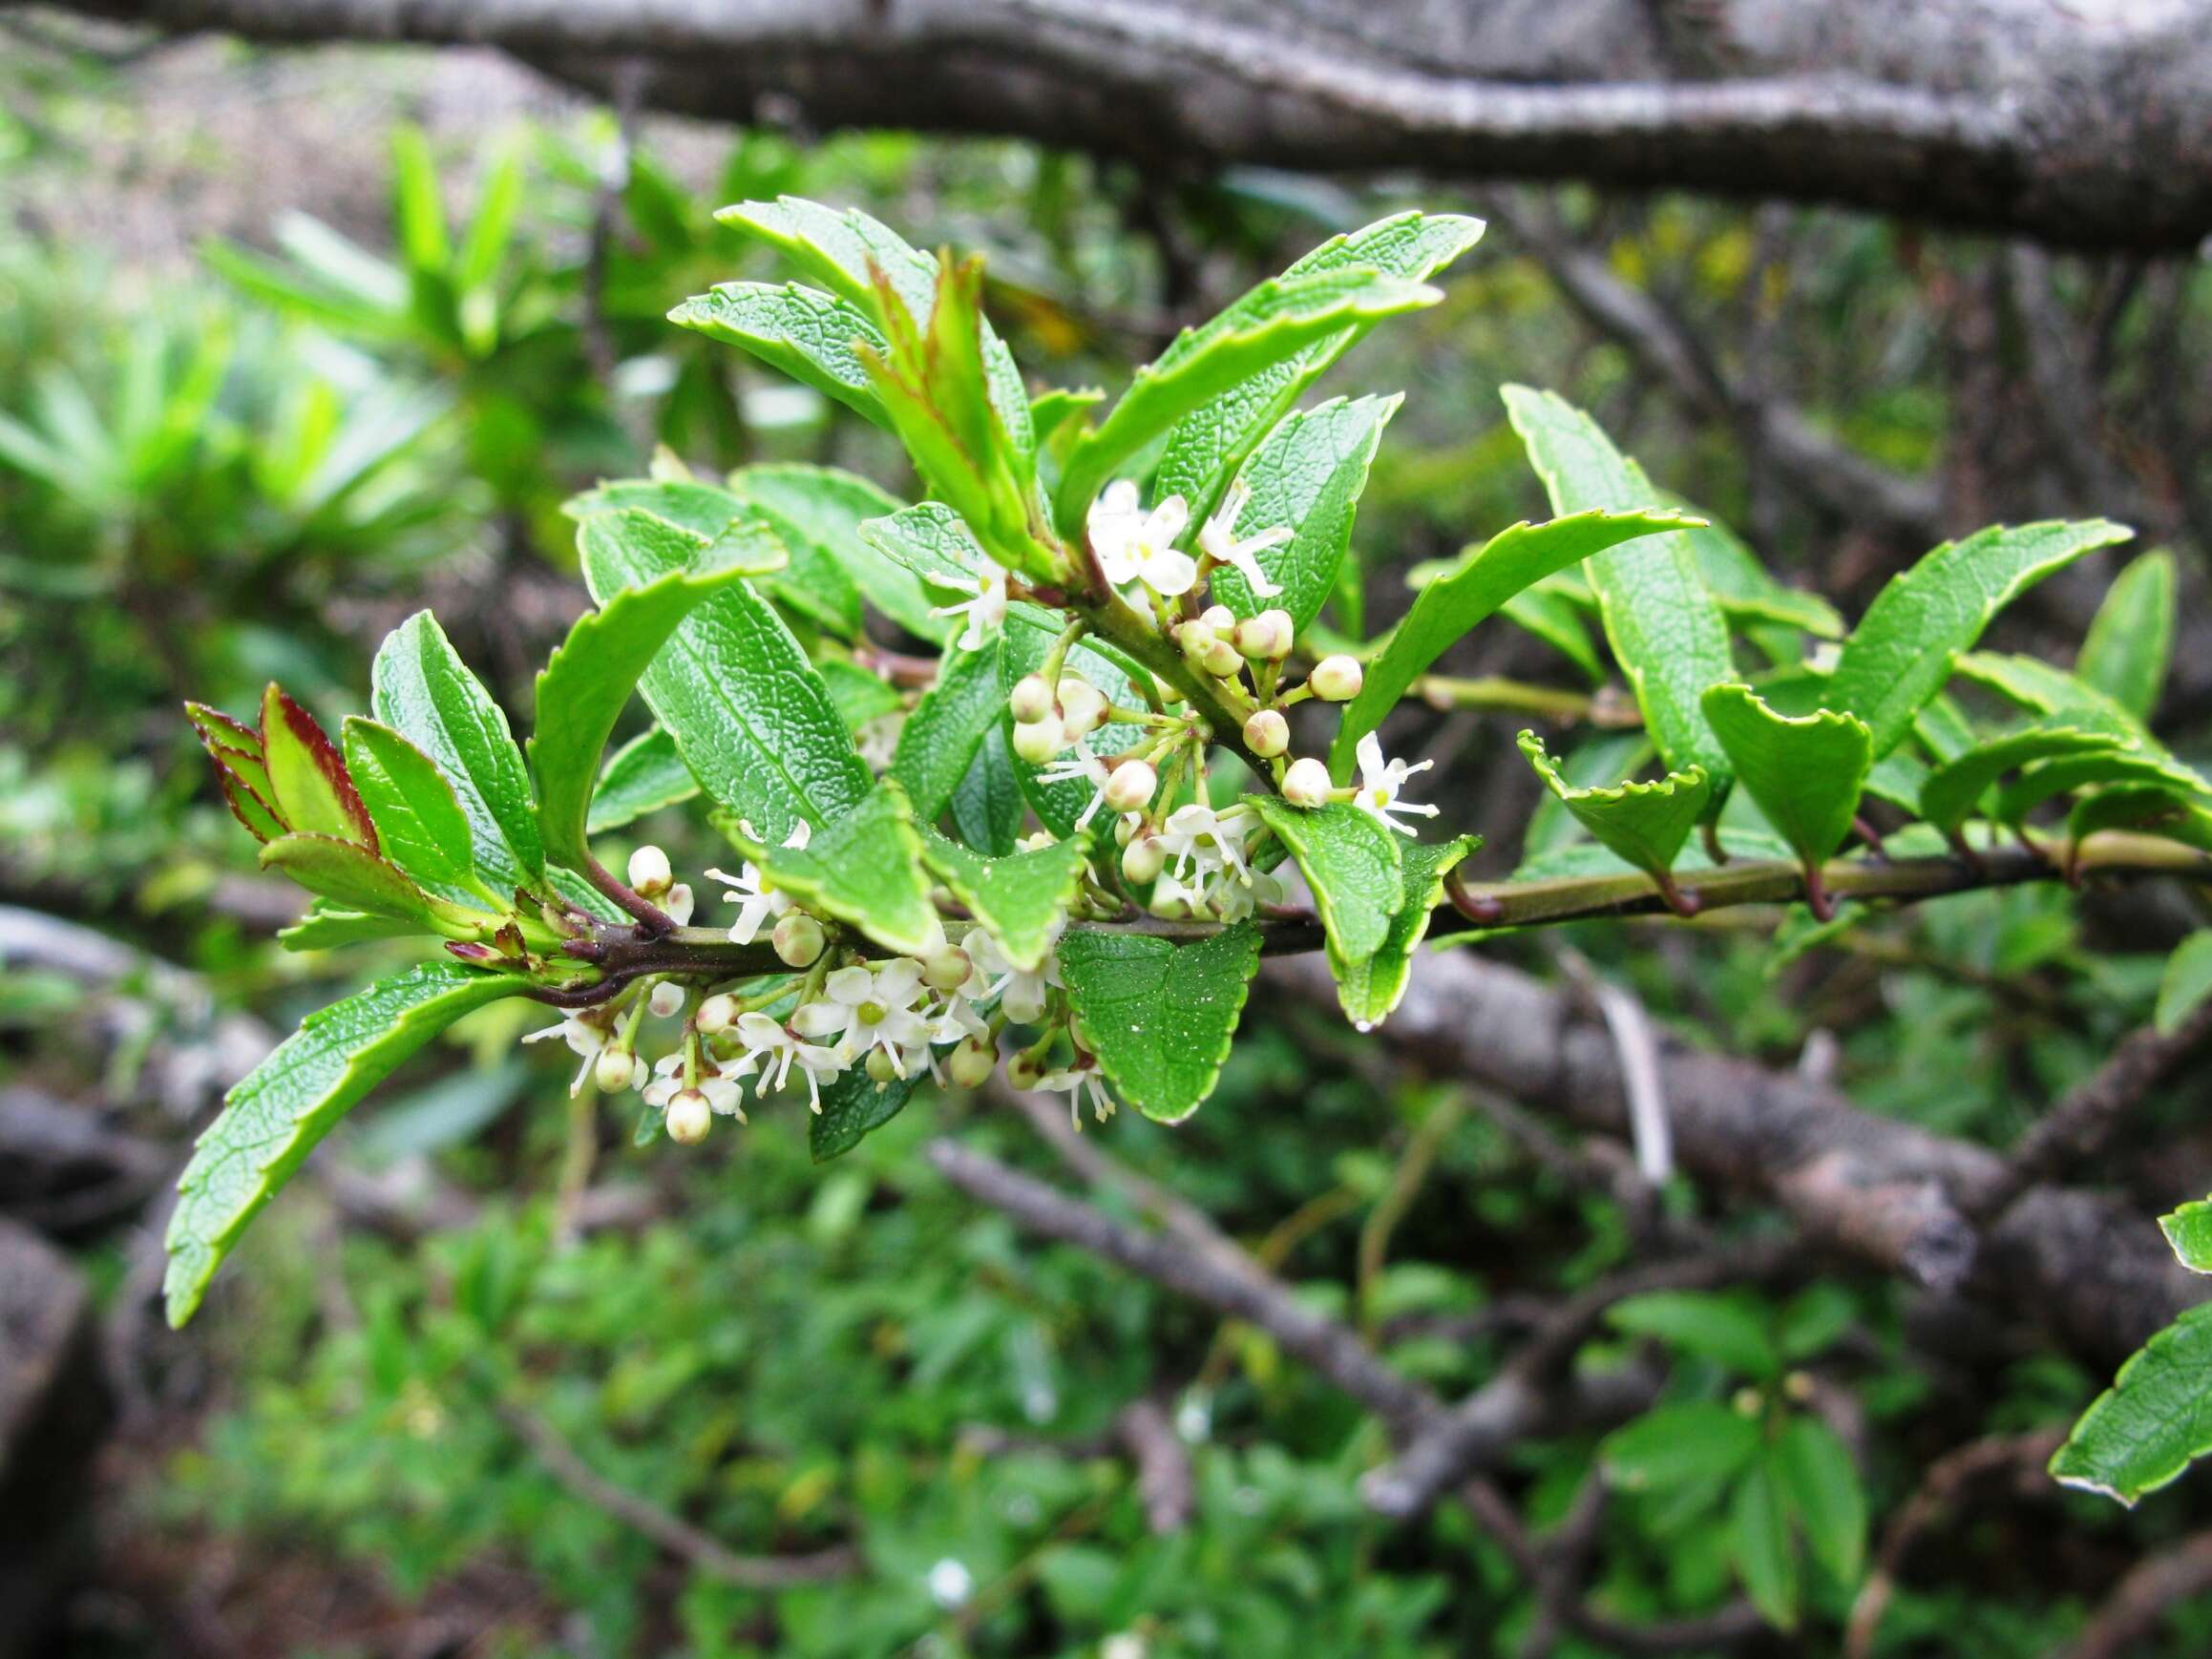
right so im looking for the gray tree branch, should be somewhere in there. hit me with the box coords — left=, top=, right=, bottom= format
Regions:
left=27, top=0, right=2212, bottom=248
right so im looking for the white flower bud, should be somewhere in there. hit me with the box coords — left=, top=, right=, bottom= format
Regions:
left=1199, top=638, right=1244, bottom=679
left=1103, top=759, right=1158, bottom=812
left=647, top=982, right=685, bottom=1018
left=696, top=994, right=739, bottom=1034
left=1121, top=833, right=1167, bottom=885
left=1011, top=713, right=1067, bottom=765
left=1243, top=708, right=1290, bottom=757
left=1235, top=610, right=1294, bottom=662
left=1058, top=675, right=1106, bottom=738
left=1310, top=655, right=1363, bottom=703
left=1005, top=1049, right=1045, bottom=1090
left=1009, top=673, right=1054, bottom=724
left=665, top=1088, right=712, bottom=1144
left=596, top=1044, right=640, bottom=1094
left=921, top=943, right=972, bottom=993
left=1200, top=604, right=1236, bottom=631
left=772, top=912, right=827, bottom=968
left=662, top=883, right=695, bottom=926
left=949, top=1036, right=997, bottom=1089
left=1283, top=757, right=1334, bottom=808
left=1149, top=887, right=1190, bottom=920
left=1113, top=812, right=1136, bottom=846
left=626, top=844, right=672, bottom=895
left=1173, top=620, right=1216, bottom=659
left=865, top=1047, right=899, bottom=1083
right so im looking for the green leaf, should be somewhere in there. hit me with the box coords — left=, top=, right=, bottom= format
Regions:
left=1701, top=685, right=1872, bottom=877
left=921, top=830, right=1090, bottom=975
left=998, top=605, right=1152, bottom=836
left=1247, top=797, right=1404, bottom=965
left=951, top=725, right=1024, bottom=856
left=1776, top=1417, right=1867, bottom=1585
left=666, top=282, right=891, bottom=424
left=259, top=833, right=433, bottom=922
left=1151, top=211, right=1484, bottom=536
left=2158, top=933, right=2212, bottom=1038
left=2051, top=1304, right=2212, bottom=1504
left=1917, top=718, right=2133, bottom=834
left=1058, top=923, right=1262, bottom=1123
left=1500, top=583, right=1607, bottom=683
left=720, top=781, right=938, bottom=956
left=731, top=464, right=948, bottom=643
left=820, top=661, right=906, bottom=734
left=586, top=727, right=698, bottom=835
left=1331, top=835, right=1481, bottom=1031
left=341, top=718, right=478, bottom=902
left=371, top=611, right=544, bottom=891
left=276, top=906, right=425, bottom=952
left=1828, top=519, right=2134, bottom=758
left=810, top=1067, right=916, bottom=1163
left=1502, top=387, right=1737, bottom=793
left=2078, top=549, right=2176, bottom=721
left=892, top=643, right=1006, bottom=823
left=1607, top=1290, right=1780, bottom=1380
left=1517, top=731, right=1710, bottom=893
left=1509, top=827, right=1789, bottom=887
left=1991, top=748, right=2211, bottom=826
left=2067, top=785, right=2212, bottom=862
left=2159, top=1193, right=2212, bottom=1271
left=390, top=124, right=450, bottom=277
left=1675, top=506, right=1844, bottom=640
left=857, top=501, right=990, bottom=595
left=1053, top=267, right=1443, bottom=532
left=579, top=506, right=870, bottom=848
left=259, top=683, right=376, bottom=849
left=563, top=477, right=825, bottom=631
left=1733, top=1457, right=1801, bottom=1630
left=1208, top=394, right=1400, bottom=630
left=164, top=962, right=513, bottom=1326
left=1602, top=1401, right=1760, bottom=1492
left=529, top=547, right=748, bottom=874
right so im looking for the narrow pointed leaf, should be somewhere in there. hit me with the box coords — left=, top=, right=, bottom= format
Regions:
left=1602, top=1401, right=1760, bottom=1492
left=1518, top=730, right=1710, bottom=889
left=342, top=718, right=478, bottom=900
left=586, top=727, right=698, bottom=835
left=921, top=830, right=1090, bottom=975
left=1501, top=584, right=1608, bottom=683
left=1992, top=749, right=2211, bottom=825
left=1503, top=387, right=1737, bottom=793
left=892, top=642, right=1005, bottom=822
left=1702, top=685, right=1872, bottom=870
left=1776, top=1417, right=1867, bottom=1585
left=1828, top=519, right=2133, bottom=758
left=2159, top=933, right=2212, bottom=1038
left=371, top=611, right=544, bottom=889
left=810, top=1068, right=916, bottom=1163
left=529, top=546, right=749, bottom=873
left=187, top=701, right=273, bottom=804
left=579, top=506, right=870, bottom=848
left=2078, top=549, right=2176, bottom=721
left=1678, top=508, right=1844, bottom=639
left=2067, top=784, right=2212, bottom=861
left=1247, top=796, right=1403, bottom=965
left=259, top=833, right=434, bottom=921
left=1734, top=1458, right=1801, bottom=1630
left=1918, top=719, right=2133, bottom=833
left=952, top=724, right=1024, bottom=856
left=2052, top=1304, right=2212, bottom=1504
left=1209, top=394, right=1400, bottom=630
left=1334, top=508, right=1696, bottom=773
left=720, top=781, right=938, bottom=956
left=212, top=762, right=286, bottom=844
left=1332, top=834, right=1480, bottom=1031
left=1058, top=923, right=1262, bottom=1123
left=163, top=963, right=513, bottom=1325
left=259, top=684, right=376, bottom=849
left=277, top=906, right=424, bottom=952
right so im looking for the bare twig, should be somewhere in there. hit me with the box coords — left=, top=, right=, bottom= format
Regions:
left=2060, top=1529, right=2212, bottom=1659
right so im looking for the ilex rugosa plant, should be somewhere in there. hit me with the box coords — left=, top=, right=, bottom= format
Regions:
left=177, top=199, right=2212, bottom=1525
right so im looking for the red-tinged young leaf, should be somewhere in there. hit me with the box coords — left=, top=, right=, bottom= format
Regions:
left=258, top=832, right=430, bottom=922
left=213, top=760, right=286, bottom=844
left=259, top=683, right=378, bottom=851
left=187, top=700, right=275, bottom=807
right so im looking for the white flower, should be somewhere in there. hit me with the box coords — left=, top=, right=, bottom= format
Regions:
left=926, top=1558, right=974, bottom=1610
left=1157, top=802, right=1254, bottom=885
left=1204, top=863, right=1281, bottom=922
left=1034, top=738, right=1114, bottom=829
left=1351, top=732, right=1440, bottom=837
left=966, top=930, right=1063, bottom=1025
left=1197, top=476, right=1288, bottom=597
left=521, top=1010, right=615, bottom=1097
left=928, top=562, right=1010, bottom=650
left=855, top=710, right=905, bottom=771
left=1088, top=480, right=1196, bottom=598
left=706, top=822, right=815, bottom=944
left=1037, top=1060, right=1114, bottom=1131
left=727, top=1011, right=844, bottom=1112
left=792, top=959, right=933, bottom=1076
left=643, top=1051, right=748, bottom=1121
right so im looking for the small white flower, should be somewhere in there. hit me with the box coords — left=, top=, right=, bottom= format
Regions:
left=855, top=710, right=905, bottom=771
left=926, top=1557, right=974, bottom=1610
left=707, top=860, right=789, bottom=945
left=1157, top=802, right=1254, bottom=885
left=643, top=1052, right=748, bottom=1121
left=1034, top=738, right=1114, bottom=829
left=727, top=1012, right=843, bottom=1112
left=928, top=562, right=1010, bottom=650
left=1351, top=733, right=1440, bottom=837
left=792, top=959, right=933, bottom=1076
left=1037, top=1060, right=1114, bottom=1131
left=662, top=882, right=695, bottom=926
left=966, top=931, right=1063, bottom=1025
left=1197, top=476, right=1289, bottom=597
left=1204, top=863, right=1281, bottom=922
left=1088, top=480, right=1196, bottom=598
left=521, top=1011, right=613, bottom=1097
left=647, top=982, right=685, bottom=1019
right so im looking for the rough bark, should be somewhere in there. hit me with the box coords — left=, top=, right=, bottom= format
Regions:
left=28, top=0, right=2212, bottom=248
